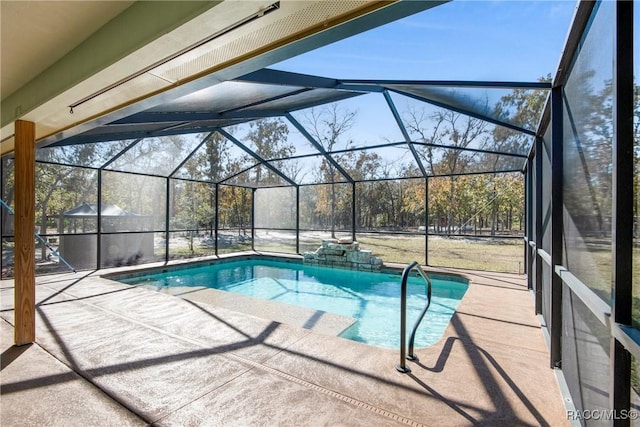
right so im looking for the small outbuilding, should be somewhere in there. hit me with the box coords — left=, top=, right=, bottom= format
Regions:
left=58, top=203, right=154, bottom=268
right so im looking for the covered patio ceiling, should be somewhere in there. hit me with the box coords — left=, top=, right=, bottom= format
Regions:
left=1, top=1, right=444, bottom=154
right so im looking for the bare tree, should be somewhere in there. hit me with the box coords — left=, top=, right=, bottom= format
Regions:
left=405, top=107, right=488, bottom=233
left=301, top=104, right=357, bottom=238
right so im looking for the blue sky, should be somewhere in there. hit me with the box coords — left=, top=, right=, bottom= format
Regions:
left=274, top=1, right=577, bottom=82
left=266, top=1, right=579, bottom=174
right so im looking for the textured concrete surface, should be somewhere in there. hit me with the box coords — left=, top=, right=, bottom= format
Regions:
left=0, top=261, right=568, bottom=426
left=0, top=320, right=145, bottom=426
left=162, top=285, right=357, bottom=337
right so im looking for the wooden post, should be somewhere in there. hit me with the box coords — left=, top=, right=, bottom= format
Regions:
left=14, top=120, right=35, bottom=345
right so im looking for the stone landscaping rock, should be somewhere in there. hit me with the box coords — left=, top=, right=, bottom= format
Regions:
left=303, top=240, right=382, bottom=272
left=347, top=249, right=371, bottom=264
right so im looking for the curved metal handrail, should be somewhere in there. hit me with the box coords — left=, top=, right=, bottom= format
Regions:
left=396, top=261, right=432, bottom=374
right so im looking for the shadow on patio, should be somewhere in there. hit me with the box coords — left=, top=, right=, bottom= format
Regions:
left=0, top=268, right=568, bottom=426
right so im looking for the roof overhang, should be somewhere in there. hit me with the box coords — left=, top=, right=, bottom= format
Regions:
left=1, top=0, right=446, bottom=155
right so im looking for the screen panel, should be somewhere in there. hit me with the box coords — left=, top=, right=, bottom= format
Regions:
left=218, top=185, right=251, bottom=230
left=562, top=284, right=611, bottom=419
left=101, top=171, right=166, bottom=232
left=562, top=1, right=614, bottom=303
left=169, top=179, right=215, bottom=231
left=356, top=179, right=425, bottom=232
left=167, top=231, right=216, bottom=260
left=36, top=140, right=133, bottom=168
left=100, top=232, right=164, bottom=268
left=172, top=131, right=258, bottom=182
left=299, top=183, right=352, bottom=232
left=105, top=135, right=205, bottom=176
left=357, top=232, right=424, bottom=266
left=254, top=229, right=297, bottom=254
left=290, top=93, right=405, bottom=152
left=254, top=187, right=296, bottom=229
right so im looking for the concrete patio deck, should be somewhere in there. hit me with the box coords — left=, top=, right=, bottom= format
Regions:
left=1, top=260, right=568, bottom=426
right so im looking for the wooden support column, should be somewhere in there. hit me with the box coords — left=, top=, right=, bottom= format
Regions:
left=14, top=120, right=36, bottom=345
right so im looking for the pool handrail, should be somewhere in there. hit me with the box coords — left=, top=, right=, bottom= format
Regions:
left=396, top=260, right=433, bottom=374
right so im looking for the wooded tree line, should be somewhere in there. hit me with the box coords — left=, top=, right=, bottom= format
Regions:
left=1, top=78, right=637, bottom=244
left=252, top=174, right=523, bottom=235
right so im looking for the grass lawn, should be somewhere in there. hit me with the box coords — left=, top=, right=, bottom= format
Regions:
left=250, top=232, right=527, bottom=273
left=356, top=234, right=525, bottom=274
left=563, top=241, right=640, bottom=327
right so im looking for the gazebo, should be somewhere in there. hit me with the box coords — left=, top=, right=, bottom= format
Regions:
left=59, top=202, right=153, bottom=268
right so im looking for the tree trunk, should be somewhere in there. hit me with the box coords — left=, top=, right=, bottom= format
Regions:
left=448, top=177, right=455, bottom=234
left=491, top=179, right=497, bottom=236
left=330, top=183, right=336, bottom=238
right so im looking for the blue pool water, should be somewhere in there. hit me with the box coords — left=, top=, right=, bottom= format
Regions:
left=117, top=259, right=468, bottom=349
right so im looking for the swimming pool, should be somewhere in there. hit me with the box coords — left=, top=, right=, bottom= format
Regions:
left=116, top=259, right=468, bottom=349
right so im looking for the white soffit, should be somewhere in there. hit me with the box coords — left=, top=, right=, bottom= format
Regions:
left=1, top=1, right=134, bottom=100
